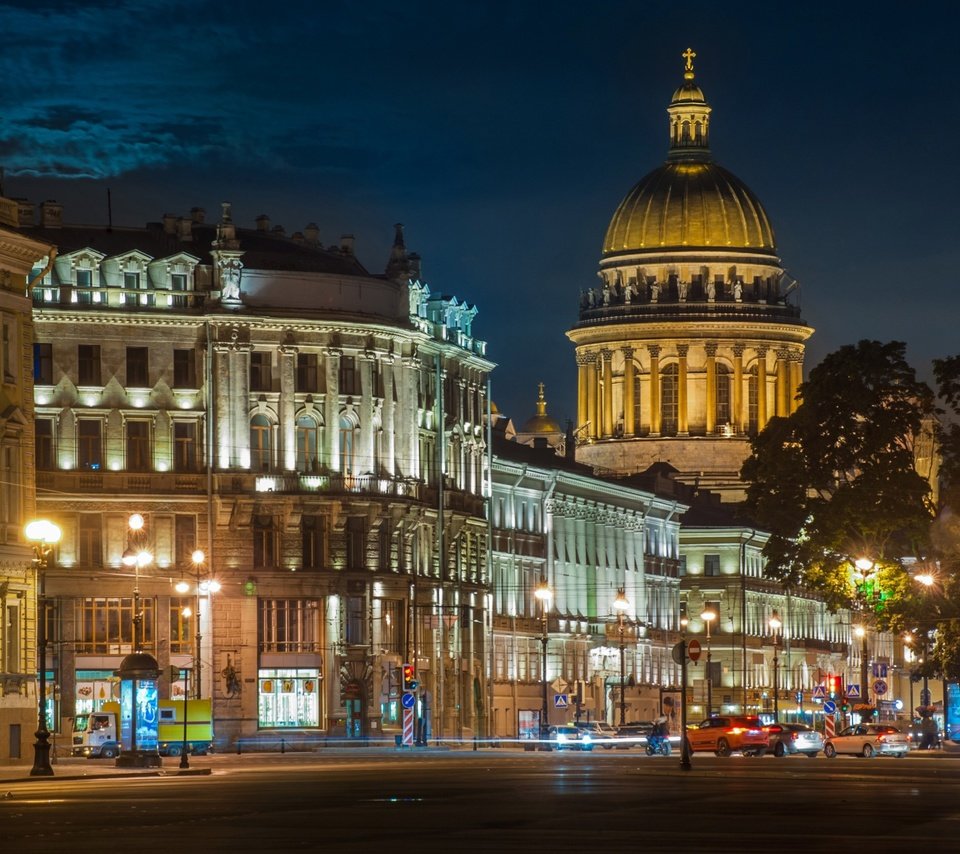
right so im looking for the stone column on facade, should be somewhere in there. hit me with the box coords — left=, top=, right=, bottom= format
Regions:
left=381, top=355, right=396, bottom=476
left=279, top=345, right=297, bottom=471
left=576, top=353, right=589, bottom=434
left=58, top=407, right=76, bottom=469
left=732, top=344, right=745, bottom=434
left=230, top=345, right=251, bottom=469
left=600, top=349, right=614, bottom=438
left=401, top=356, right=420, bottom=479
left=756, top=347, right=768, bottom=431
left=789, top=352, right=803, bottom=414
left=622, top=347, right=635, bottom=436
left=59, top=602, right=78, bottom=721
left=359, top=352, right=375, bottom=474
left=648, top=345, right=661, bottom=435
left=213, top=346, right=231, bottom=469
left=324, top=348, right=341, bottom=471
left=705, top=342, right=717, bottom=434
left=585, top=353, right=598, bottom=439
left=776, top=349, right=790, bottom=418
left=677, top=344, right=689, bottom=435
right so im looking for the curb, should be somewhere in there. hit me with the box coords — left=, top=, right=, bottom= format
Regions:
left=0, top=767, right=212, bottom=785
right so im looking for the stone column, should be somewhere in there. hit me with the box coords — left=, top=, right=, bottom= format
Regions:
left=705, top=342, right=717, bottom=434
left=756, top=347, right=768, bottom=431
left=359, top=352, right=375, bottom=474
left=586, top=353, right=598, bottom=439
left=648, top=345, right=661, bottom=435
left=577, top=353, right=589, bottom=434
left=381, top=355, right=396, bottom=476
left=401, top=357, right=420, bottom=479
left=789, top=353, right=803, bottom=413
left=279, top=345, right=297, bottom=471
left=230, top=345, right=251, bottom=469
left=623, top=347, right=636, bottom=437
left=213, top=346, right=231, bottom=470
left=601, top=349, right=614, bottom=438
left=677, top=344, right=689, bottom=435
left=732, top=344, right=744, bottom=434
left=776, top=349, right=790, bottom=418
left=324, top=348, right=341, bottom=471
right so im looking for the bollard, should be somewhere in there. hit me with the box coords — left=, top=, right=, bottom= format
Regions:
left=280, top=737, right=286, bottom=754
left=237, top=739, right=242, bottom=755
left=473, top=735, right=478, bottom=751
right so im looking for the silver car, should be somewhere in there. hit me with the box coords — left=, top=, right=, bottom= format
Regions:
left=765, top=722, right=823, bottom=757
left=575, top=721, right=617, bottom=749
left=824, top=723, right=910, bottom=758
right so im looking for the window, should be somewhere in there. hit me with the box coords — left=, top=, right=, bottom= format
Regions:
left=35, top=418, right=54, bottom=470
left=173, top=422, right=197, bottom=471
left=296, top=416, right=319, bottom=472
left=716, top=364, right=731, bottom=426
left=123, top=271, right=140, bottom=290
left=253, top=516, right=277, bottom=568
left=346, top=517, right=366, bottom=570
left=250, top=415, right=271, bottom=471
left=345, top=595, right=366, bottom=645
left=76, top=268, right=93, bottom=304
left=126, top=420, right=151, bottom=471
left=661, top=364, right=679, bottom=436
left=77, top=419, right=102, bottom=469
left=3, top=602, right=20, bottom=674
left=258, top=599, right=320, bottom=652
left=257, top=668, right=320, bottom=729
left=1, top=313, right=15, bottom=383
left=378, top=599, right=404, bottom=655
left=174, top=515, right=197, bottom=569
left=301, top=515, right=324, bottom=569
left=169, top=597, right=193, bottom=655
left=250, top=352, right=272, bottom=392
left=33, top=343, right=53, bottom=385
left=678, top=555, right=687, bottom=577
left=173, top=349, right=196, bottom=388
left=78, top=514, right=103, bottom=567
left=0, top=445, right=20, bottom=529
left=704, top=554, right=721, bottom=577
left=171, top=273, right=188, bottom=307
left=339, top=355, right=358, bottom=396
left=296, top=353, right=318, bottom=392
left=76, top=597, right=154, bottom=653
left=339, top=415, right=357, bottom=474
left=78, top=345, right=101, bottom=386
left=379, top=525, right=393, bottom=571
left=126, top=346, right=149, bottom=387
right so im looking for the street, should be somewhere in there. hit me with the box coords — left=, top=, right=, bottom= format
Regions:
left=2, top=749, right=957, bottom=852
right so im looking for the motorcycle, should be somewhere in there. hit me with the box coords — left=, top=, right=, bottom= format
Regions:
left=645, top=734, right=672, bottom=756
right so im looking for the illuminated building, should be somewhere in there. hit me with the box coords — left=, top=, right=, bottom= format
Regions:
left=11, top=199, right=492, bottom=746
left=568, top=50, right=813, bottom=501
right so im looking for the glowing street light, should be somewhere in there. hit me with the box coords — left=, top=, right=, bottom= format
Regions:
left=613, top=589, right=631, bottom=727
left=701, top=606, right=717, bottom=716
left=769, top=610, right=782, bottom=720
left=535, top=577, right=552, bottom=740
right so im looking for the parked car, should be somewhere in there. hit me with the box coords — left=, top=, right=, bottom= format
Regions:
left=685, top=716, right=767, bottom=756
left=614, top=723, right=653, bottom=749
left=765, top=722, right=823, bottom=757
left=575, top=721, right=617, bottom=748
left=546, top=725, right=594, bottom=751
left=824, top=723, right=910, bottom=758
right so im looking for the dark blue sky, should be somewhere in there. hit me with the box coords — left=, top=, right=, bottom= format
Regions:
left=3, top=1, right=957, bottom=425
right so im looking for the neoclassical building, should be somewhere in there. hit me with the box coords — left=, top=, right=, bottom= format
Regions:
left=12, top=197, right=493, bottom=747
left=568, top=52, right=813, bottom=499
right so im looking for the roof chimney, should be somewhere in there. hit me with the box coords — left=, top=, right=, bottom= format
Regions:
left=177, top=217, right=192, bottom=241
left=190, top=207, right=206, bottom=224
left=291, top=231, right=305, bottom=245
left=16, top=199, right=35, bottom=226
left=162, top=213, right=177, bottom=235
left=256, top=214, right=270, bottom=232
left=271, top=224, right=285, bottom=237
left=304, top=223, right=320, bottom=245
left=340, top=234, right=355, bottom=255
left=40, top=200, right=63, bottom=229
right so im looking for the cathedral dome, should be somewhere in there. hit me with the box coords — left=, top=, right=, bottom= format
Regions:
left=519, top=384, right=561, bottom=434
left=602, top=48, right=776, bottom=259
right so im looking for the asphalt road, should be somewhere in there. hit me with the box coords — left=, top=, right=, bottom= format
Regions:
left=2, top=749, right=957, bottom=853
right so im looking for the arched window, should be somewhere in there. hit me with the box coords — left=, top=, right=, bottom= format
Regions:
left=747, top=366, right=758, bottom=435
left=296, top=415, right=320, bottom=472
left=661, top=364, right=678, bottom=436
left=339, top=414, right=357, bottom=474
left=716, top=364, right=731, bottom=427
left=250, top=414, right=272, bottom=471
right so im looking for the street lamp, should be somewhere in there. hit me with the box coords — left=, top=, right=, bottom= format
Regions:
left=24, top=519, right=62, bottom=777
left=613, top=589, right=631, bottom=727
left=701, top=606, right=717, bottom=716
left=852, top=557, right=875, bottom=717
left=122, top=513, right=153, bottom=652
left=534, top=577, right=552, bottom=740
left=769, top=610, right=782, bottom=721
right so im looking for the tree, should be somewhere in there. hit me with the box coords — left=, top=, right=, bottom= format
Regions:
left=741, top=340, right=936, bottom=617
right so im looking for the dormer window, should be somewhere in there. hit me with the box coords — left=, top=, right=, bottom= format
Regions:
left=171, top=273, right=188, bottom=307
left=76, top=269, right=94, bottom=304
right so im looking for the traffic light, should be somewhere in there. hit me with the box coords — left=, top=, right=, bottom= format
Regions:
left=841, top=702, right=850, bottom=713
left=402, top=663, right=418, bottom=692
left=826, top=674, right=841, bottom=699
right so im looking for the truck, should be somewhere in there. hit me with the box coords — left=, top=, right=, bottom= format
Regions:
left=72, top=699, right=214, bottom=758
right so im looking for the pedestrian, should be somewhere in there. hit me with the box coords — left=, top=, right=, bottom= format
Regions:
left=920, top=714, right=939, bottom=750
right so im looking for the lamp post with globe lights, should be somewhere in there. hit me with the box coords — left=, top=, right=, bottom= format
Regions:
left=534, top=577, right=552, bottom=740
left=122, top=513, right=153, bottom=652
left=701, top=606, right=717, bottom=716
left=612, top=589, right=631, bottom=727
left=24, top=519, right=61, bottom=777
left=769, top=610, right=782, bottom=720
left=852, top=557, right=876, bottom=716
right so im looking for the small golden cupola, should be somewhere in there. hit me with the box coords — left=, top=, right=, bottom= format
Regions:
left=667, top=47, right=712, bottom=162
left=520, top=383, right=561, bottom=435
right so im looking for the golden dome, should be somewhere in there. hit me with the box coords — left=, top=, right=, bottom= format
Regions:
left=602, top=48, right=776, bottom=258
left=602, top=161, right=776, bottom=255
left=520, top=383, right=561, bottom=434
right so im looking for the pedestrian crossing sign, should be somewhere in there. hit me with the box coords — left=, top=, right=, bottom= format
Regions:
left=812, top=684, right=826, bottom=699
left=846, top=684, right=861, bottom=699
left=554, top=694, right=568, bottom=709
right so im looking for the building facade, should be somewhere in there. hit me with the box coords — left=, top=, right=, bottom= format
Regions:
left=13, top=198, right=493, bottom=747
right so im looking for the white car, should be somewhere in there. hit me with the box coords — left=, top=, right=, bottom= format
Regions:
left=824, top=723, right=910, bottom=758
left=575, top=721, right=618, bottom=749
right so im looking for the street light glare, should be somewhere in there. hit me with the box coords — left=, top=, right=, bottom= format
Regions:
left=128, top=513, right=145, bottom=531
left=769, top=611, right=782, bottom=632
left=701, top=608, right=717, bottom=623
left=192, top=549, right=206, bottom=565
left=613, top=589, right=630, bottom=611
left=854, top=557, right=874, bottom=573
left=25, top=519, right=62, bottom=544
left=534, top=578, right=552, bottom=601
left=915, top=573, right=935, bottom=587
left=175, top=580, right=190, bottom=594
left=854, top=625, right=866, bottom=638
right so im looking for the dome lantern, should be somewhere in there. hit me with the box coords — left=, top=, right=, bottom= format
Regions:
left=667, top=47, right=712, bottom=162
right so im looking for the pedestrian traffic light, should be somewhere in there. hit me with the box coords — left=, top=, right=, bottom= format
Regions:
left=402, top=663, right=418, bottom=692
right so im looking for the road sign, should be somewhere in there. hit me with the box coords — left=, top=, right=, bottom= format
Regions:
left=401, top=692, right=416, bottom=709
left=688, top=639, right=702, bottom=662
left=812, top=684, right=826, bottom=699
left=554, top=694, right=568, bottom=709
left=551, top=678, right=568, bottom=695
left=823, top=700, right=837, bottom=715
left=846, top=684, right=861, bottom=699
left=873, top=679, right=888, bottom=696
left=671, top=642, right=684, bottom=665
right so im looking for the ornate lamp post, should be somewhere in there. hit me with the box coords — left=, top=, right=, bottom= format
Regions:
left=612, top=589, right=631, bottom=727
left=24, top=519, right=62, bottom=777
left=534, top=577, right=553, bottom=740
left=701, top=606, right=717, bottom=716
left=852, top=557, right=875, bottom=716
left=122, top=513, right=153, bottom=653
left=769, top=610, right=782, bottom=720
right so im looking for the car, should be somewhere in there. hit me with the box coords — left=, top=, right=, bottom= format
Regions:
left=824, top=723, right=910, bottom=758
left=546, top=725, right=594, bottom=751
left=765, top=722, right=823, bottom=757
left=575, top=721, right=617, bottom=748
left=614, top=722, right=653, bottom=749
left=685, top=716, right=768, bottom=756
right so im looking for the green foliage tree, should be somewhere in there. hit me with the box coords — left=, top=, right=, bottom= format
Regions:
left=741, top=340, right=936, bottom=618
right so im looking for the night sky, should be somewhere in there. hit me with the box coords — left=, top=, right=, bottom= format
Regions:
left=3, top=1, right=958, bottom=426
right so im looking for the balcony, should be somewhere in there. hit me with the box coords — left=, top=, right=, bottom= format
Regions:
left=224, top=472, right=424, bottom=500
left=35, top=470, right=206, bottom=495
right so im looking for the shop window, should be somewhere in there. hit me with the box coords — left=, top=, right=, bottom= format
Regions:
left=76, top=597, right=154, bottom=654
left=257, top=668, right=320, bottom=729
